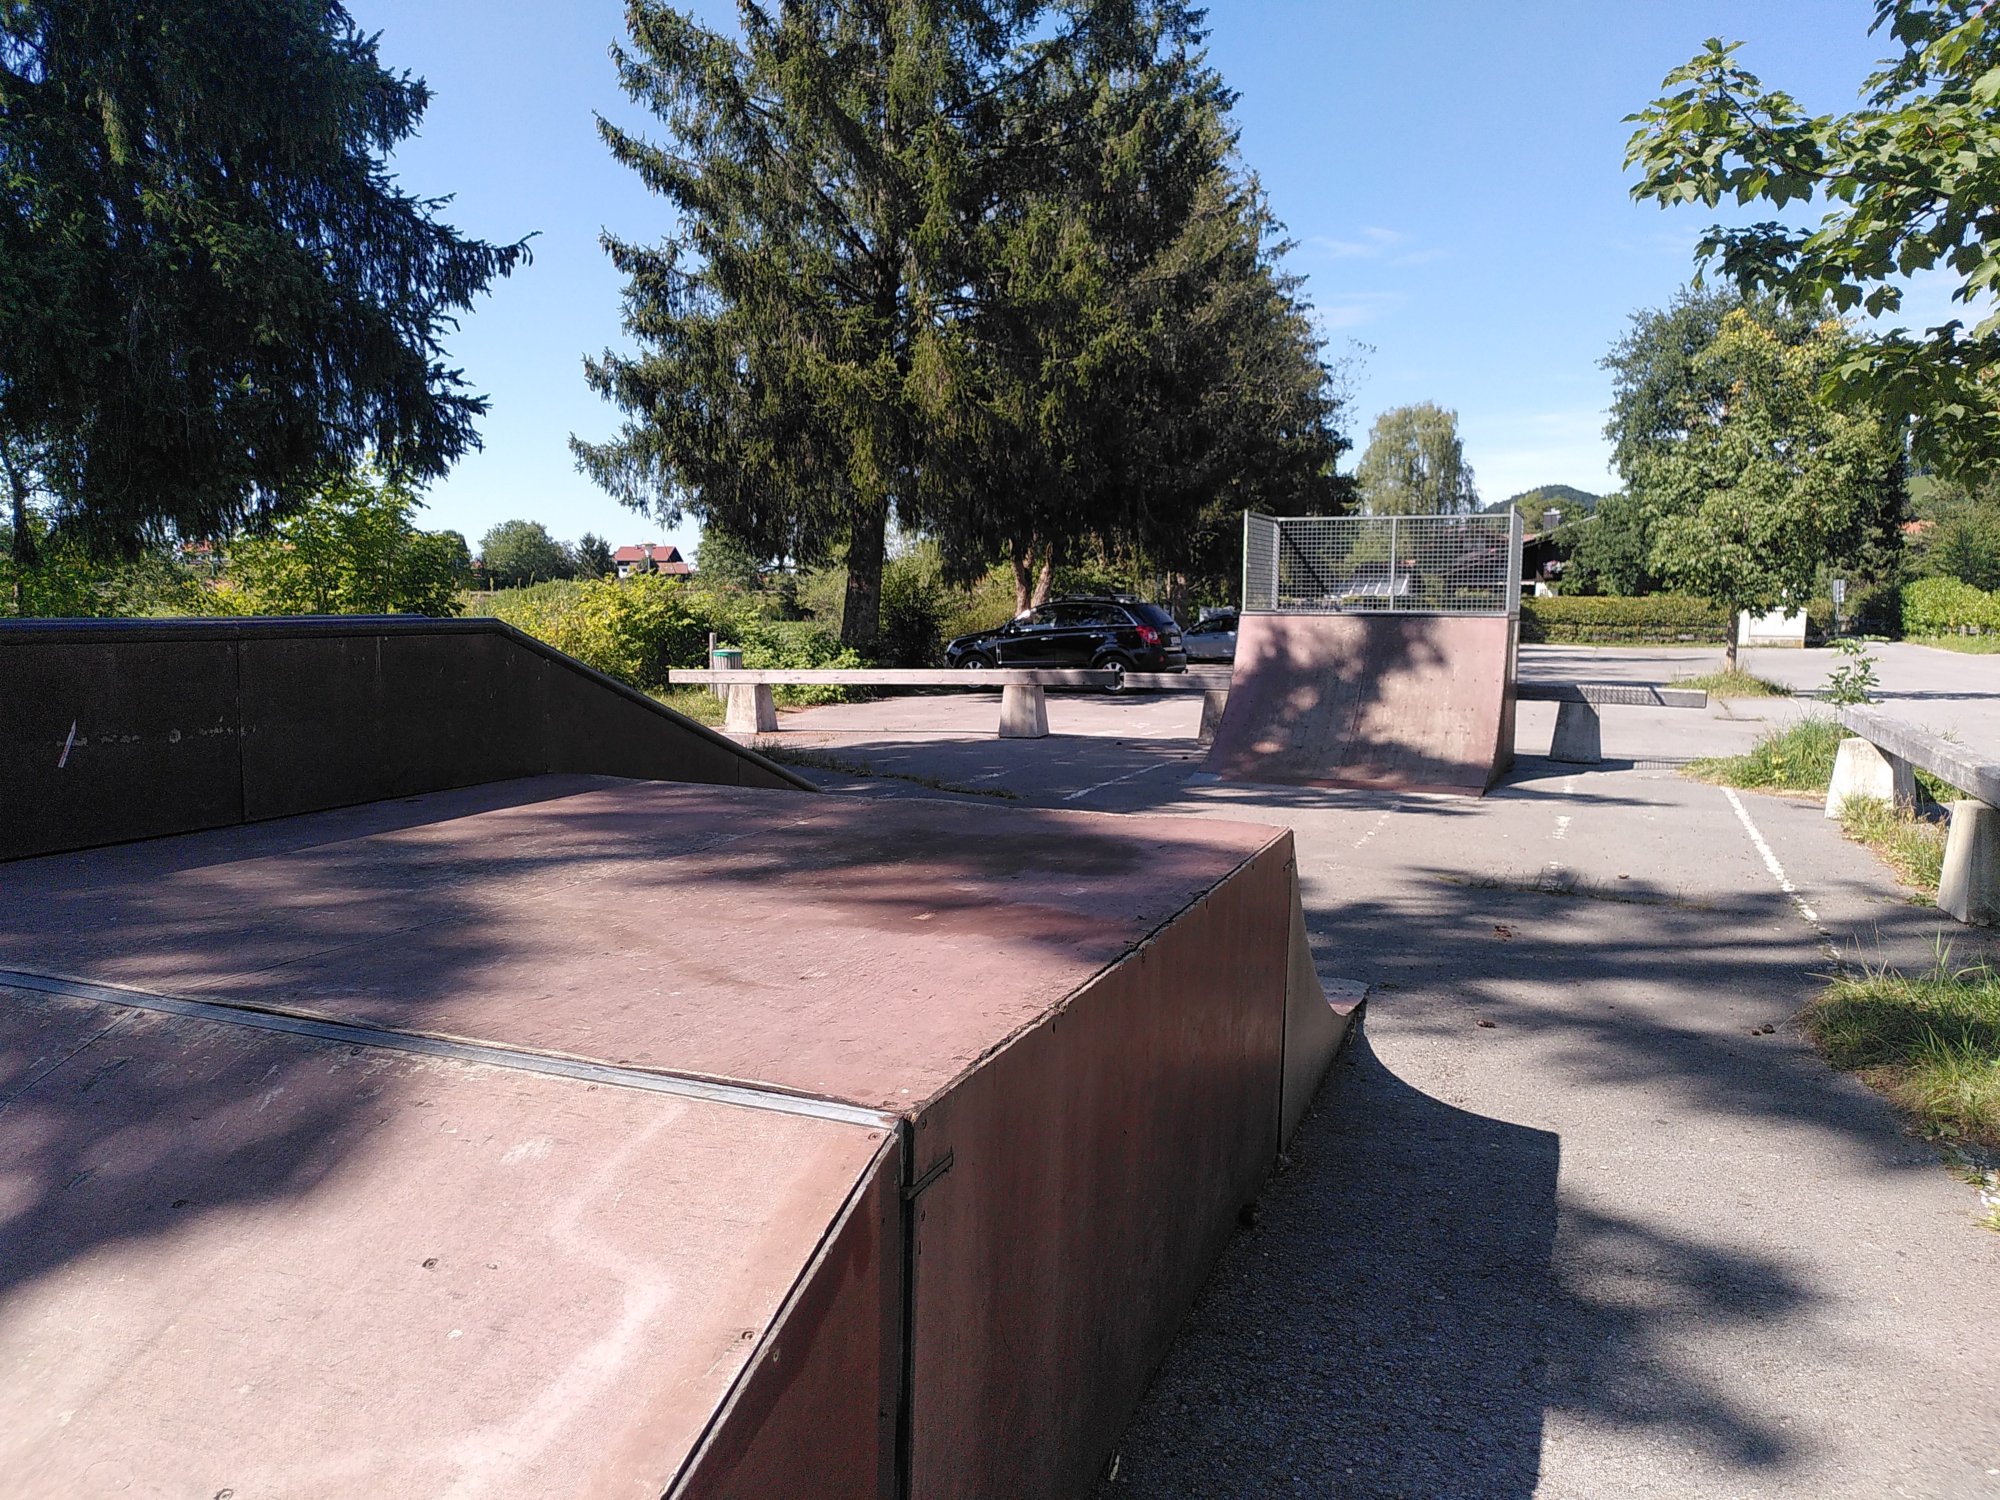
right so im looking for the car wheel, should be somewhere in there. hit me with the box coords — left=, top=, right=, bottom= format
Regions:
left=957, top=653, right=994, bottom=670
left=1094, top=653, right=1133, bottom=694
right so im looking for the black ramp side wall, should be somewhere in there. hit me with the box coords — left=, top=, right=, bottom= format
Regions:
left=0, top=619, right=810, bottom=861
left=238, top=629, right=545, bottom=821
left=0, top=636, right=245, bottom=855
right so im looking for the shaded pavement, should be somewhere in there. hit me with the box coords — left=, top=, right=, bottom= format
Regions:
left=769, top=652, right=2000, bottom=1500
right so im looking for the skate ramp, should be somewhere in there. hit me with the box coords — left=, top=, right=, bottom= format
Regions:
left=1206, top=612, right=1517, bottom=795
left=0, top=617, right=810, bottom=861
left=0, top=777, right=1359, bottom=1498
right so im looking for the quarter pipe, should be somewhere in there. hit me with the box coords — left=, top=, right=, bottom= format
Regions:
left=1204, top=611, right=1518, bottom=796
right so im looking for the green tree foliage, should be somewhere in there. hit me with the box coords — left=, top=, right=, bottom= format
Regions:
left=1633, top=312, right=1905, bottom=664
left=1602, top=288, right=1825, bottom=482
left=1557, top=494, right=1660, bottom=597
left=576, top=2, right=1343, bottom=649
left=478, top=520, right=574, bottom=588
left=0, top=1, right=529, bottom=576
left=0, top=512, right=223, bottom=616
left=1354, top=402, right=1477, bottom=515
left=692, top=525, right=762, bottom=592
left=574, top=533, right=615, bottom=579
left=575, top=0, right=1082, bottom=653
left=1626, top=1, right=2000, bottom=479
left=1907, top=475, right=2000, bottom=590
left=916, top=44, right=1350, bottom=612
left=474, top=573, right=860, bottom=693
left=229, top=470, right=470, bottom=616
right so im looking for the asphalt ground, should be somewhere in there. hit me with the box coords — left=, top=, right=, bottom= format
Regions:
left=762, top=642, right=2000, bottom=1500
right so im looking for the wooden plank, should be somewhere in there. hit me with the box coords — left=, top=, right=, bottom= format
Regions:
left=1838, top=706, right=2000, bottom=805
left=1516, top=682, right=1707, bottom=708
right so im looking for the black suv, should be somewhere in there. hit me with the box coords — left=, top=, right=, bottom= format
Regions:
left=944, top=596, right=1187, bottom=678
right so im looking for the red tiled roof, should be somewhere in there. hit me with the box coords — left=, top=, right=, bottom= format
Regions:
left=613, top=544, right=687, bottom=565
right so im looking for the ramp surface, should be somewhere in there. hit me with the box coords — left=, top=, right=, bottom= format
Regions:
left=0, top=776, right=1355, bottom=1498
left=1205, top=612, right=1516, bottom=795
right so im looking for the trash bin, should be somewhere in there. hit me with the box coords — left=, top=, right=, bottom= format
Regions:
left=710, top=646, right=743, bottom=701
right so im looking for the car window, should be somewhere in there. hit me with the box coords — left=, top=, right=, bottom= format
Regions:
left=1129, top=603, right=1176, bottom=629
left=1048, top=604, right=1112, bottom=628
left=1023, top=606, right=1064, bottom=628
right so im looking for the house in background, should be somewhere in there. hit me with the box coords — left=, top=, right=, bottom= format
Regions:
left=614, top=543, right=692, bottom=580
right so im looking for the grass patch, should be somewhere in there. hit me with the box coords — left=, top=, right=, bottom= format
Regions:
left=1671, top=666, right=1793, bottom=698
left=1833, top=795, right=1948, bottom=898
left=1910, top=634, right=2000, bottom=654
left=757, top=745, right=1019, bottom=799
left=1805, top=960, right=2000, bottom=1151
left=1685, top=715, right=1844, bottom=791
left=651, top=686, right=728, bottom=726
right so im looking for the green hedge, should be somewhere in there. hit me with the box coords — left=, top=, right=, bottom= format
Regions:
left=468, top=575, right=860, bottom=699
left=1521, top=595, right=1731, bottom=643
left=1901, top=575, right=2000, bottom=636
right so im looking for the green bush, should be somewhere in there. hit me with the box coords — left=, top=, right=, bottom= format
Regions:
left=470, top=575, right=858, bottom=695
left=1901, top=574, right=1999, bottom=636
left=1521, top=594, right=1731, bottom=643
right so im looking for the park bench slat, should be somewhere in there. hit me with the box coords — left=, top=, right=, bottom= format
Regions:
left=1837, top=705, right=2000, bottom=806
left=667, top=668, right=1117, bottom=687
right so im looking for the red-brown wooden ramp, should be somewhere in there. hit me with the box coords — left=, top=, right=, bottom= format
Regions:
left=0, top=777, right=1357, bottom=1498
left=1204, top=612, right=1518, bottom=795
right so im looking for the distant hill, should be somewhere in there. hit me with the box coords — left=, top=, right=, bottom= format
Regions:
left=1483, top=485, right=1601, bottom=530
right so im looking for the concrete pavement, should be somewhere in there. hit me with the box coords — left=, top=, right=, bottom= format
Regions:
left=766, top=642, right=2000, bottom=1500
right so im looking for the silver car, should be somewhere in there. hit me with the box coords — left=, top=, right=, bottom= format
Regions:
left=1182, top=609, right=1238, bottom=663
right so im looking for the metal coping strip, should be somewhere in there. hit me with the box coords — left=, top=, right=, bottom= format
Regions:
left=0, top=968, right=899, bottom=1132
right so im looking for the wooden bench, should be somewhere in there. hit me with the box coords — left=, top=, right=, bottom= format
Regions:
left=1514, top=682, right=1709, bottom=764
left=1826, top=705, right=1998, bottom=926
left=665, top=667, right=1225, bottom=739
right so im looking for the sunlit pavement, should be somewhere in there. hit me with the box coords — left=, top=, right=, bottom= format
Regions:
left=765, top=643, right=2000, bottom=1499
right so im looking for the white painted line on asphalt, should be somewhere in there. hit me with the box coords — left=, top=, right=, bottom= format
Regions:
left=1722, top=787, right=1835, bottom=946
left=1353, top=809, right=1392, bottom=849
left=1536, top=860, right=1567, bottom=892
left=1062, top=759, right=1183, bottom=802
left=1553, top=814, right=1572, bottom=842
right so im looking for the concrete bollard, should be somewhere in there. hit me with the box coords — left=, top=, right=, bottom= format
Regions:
left=1547, top=699, right=1602, bottom=764
left=1824, top=736, right=1916, bottom=818
left=726, top=682, right=778, bottom=735
left=998, top=683, right=1049, bottom=739
left=1939, top=800, right=1999, bottom=927
left=1198, top=690, right=1229, bottom=747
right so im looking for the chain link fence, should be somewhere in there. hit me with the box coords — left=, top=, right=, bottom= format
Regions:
left=1241, top=512, right=1522, bottom=617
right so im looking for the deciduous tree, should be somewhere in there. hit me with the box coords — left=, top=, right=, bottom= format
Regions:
left=1626, top=0, right=2000, bottom=478
left=1633, top=312, right=1904, bottom=665
left=1354, top=403, right=1477, bottom=515
left=230, top=470, right=470, bottom=616
left=478, top=520, right=574, bottom=588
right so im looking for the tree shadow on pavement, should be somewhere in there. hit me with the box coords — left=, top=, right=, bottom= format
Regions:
left=1098, top=1031, right=1810, bottom=1499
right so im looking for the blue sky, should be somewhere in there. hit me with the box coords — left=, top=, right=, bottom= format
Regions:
left=347, top=0, right=1899, bottom=557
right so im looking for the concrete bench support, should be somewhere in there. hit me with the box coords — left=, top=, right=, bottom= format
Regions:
left=1548, top=700, right=1603, bottom=764
left=726, top=681, right=779, bottom=735
left=1939, top=801, right=1999, bottom=927
left=1516, top=682, right=1705, bottom=765
left=1824, top=736, right=1917, bottom=818
left=999, top=683, right=1049, bottom=738
left=1198, top=690, right=1228, bottom=747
